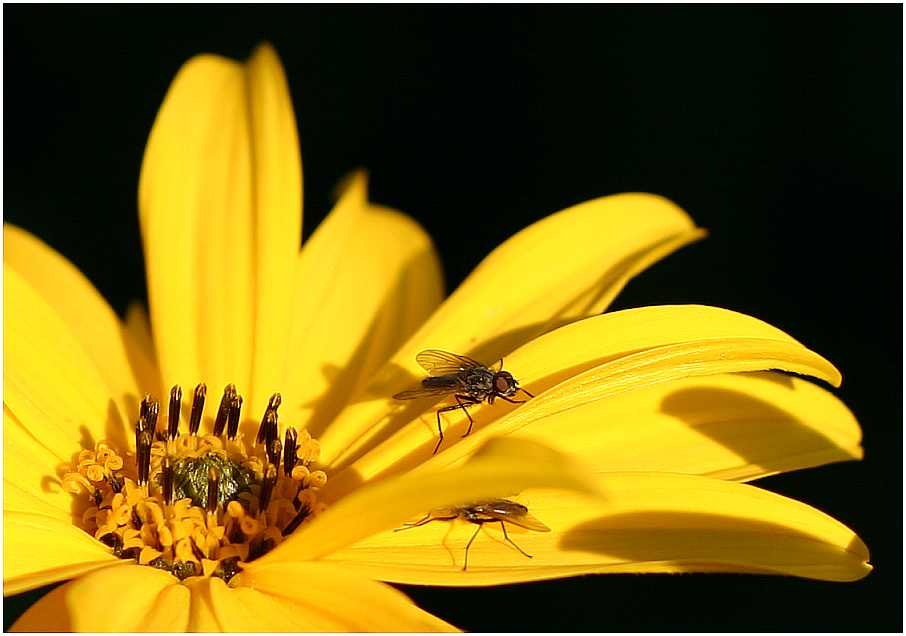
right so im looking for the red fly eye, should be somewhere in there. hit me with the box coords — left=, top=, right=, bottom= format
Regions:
left=495, top=374, right=514, bottom=394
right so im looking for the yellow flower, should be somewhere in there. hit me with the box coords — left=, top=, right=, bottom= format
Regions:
left=4, top=43, right=870, bottom=631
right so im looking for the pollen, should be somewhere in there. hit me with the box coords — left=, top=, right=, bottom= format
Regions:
left=60, top=384, right=327, bottom=583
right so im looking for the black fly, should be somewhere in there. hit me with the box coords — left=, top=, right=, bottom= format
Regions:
left=393, top=349, right=534, bottom=454
left=394, top=498, right=550, bottom=570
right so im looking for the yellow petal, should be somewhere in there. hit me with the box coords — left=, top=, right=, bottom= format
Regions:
left=325, top=472, right=870, bottom=585
left=125, top=301, right=163, bottom=398
left=138, top=584, right=192, bottom=631
left=4, top=480, right=68, bottom=522
left=4, top=268, right=130, bottom=456
left=189, top=577, right=328, bottom=631
left=184, top=577, right=223, bottom=631
left=343, top=373, right=862, bottom=492
left=4, top=512, right=118, bottom=594
left=212, top=562, right=458, bottom=631
left=4, top=225, right=148, bottom=426
left=4, top=406, right=75, bottom=520
left=514, top=371, right=861, bottom=480
left=325, top=305, right=841, bottom=492
left=257, top=437, right=598, bottom=566
left=320, top=193, right=702, bottom=465
left=245, top=43, right=304, bottom=423
left=284, top=172, right=444, bottom=435
left=139, top=53, right=254, bottom=407
left=10, top=564, right=188, bottom=631
left=422, top=341, right=840, bottom=477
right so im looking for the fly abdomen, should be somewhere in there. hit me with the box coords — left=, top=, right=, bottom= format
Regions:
left=422, top=375, right=462, bottom=390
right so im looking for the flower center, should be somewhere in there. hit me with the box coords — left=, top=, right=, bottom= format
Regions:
left=60, top=384, right=327, bottom=583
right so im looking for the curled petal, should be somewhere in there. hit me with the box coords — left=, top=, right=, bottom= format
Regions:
left=256, top=437, right=599, bottom=565
left=324, top=472, right=871, bottom=586
left=4, top=512, right=118, bottom=595
left=10, top=565, right=188, bottom=631
left=283, top=172, right=443, bottom=436
left=320, top=193, right=703, bottom=466
left=326, top=305, right=843, bottom=493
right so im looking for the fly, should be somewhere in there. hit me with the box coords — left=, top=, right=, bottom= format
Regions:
left=394, top=498, right=550, bottom=570
left=393, top=349, right=534, bottom=454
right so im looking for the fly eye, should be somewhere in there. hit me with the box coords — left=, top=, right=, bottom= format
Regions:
left=495, top=375, right=514, bottom=394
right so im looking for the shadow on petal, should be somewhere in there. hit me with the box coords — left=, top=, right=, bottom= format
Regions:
left=659, top=379, right=862, bottom=480
left=558, top=510, right=870, bottom=581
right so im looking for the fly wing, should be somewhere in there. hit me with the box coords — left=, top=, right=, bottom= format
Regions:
left=415, top=349, right=484, bottom=375
left=392, top=383, right=458, bottom=400
left=503, top=510, right=551, bottom=532
left=394, top=373, right=465, bottom=400
left=472, top=499, right=551, bottom=532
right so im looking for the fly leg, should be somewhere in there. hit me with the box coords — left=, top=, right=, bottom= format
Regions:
left=457, top=395, right=479, bottom=438
left=394, top=514, right=433, bottom=531
left=499, top=521, right=533, bottom=559
left=499, top=387, right=534, bottom=405
left=462, top=523, right=483, bottom=571
left=434, top=396, right=476, bottom=454
left=395, top=514, right=456, bottom=532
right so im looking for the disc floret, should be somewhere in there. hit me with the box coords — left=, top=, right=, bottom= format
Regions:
left=60, top=384, right=327, bottom=582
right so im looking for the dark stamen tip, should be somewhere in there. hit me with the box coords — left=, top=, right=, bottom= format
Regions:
left=212, top=385, right=235, bottom=437
left=168, top=385, right=182, bottom=440
left=140, top=394, right=152, bottom=422
left=257, top=395, right=281, bottom=445
left=283, top=428, right=298, bottom=477
left=146, top=400, right=160, bottom=436
left=189, top=383, right=206, bottom=435
left=227, top=394, right=242, bottom=440
left=259, top=465, right=277, bottom=512
left=265, top=411, right=279, bottom=450
left=136, top=429, right=153, bottom=486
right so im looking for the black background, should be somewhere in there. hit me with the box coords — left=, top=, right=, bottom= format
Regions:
left=4, top=5, right=902, bottom=631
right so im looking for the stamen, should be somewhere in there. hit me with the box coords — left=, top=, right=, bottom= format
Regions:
left=136, top=429, right=153, bottom=487
left=281, top=504, right=310, bottom=536
left=283, top=428, right=298, bottom=477
left=189, top=383, right=206, bottom=436
left=168, top=385, right=182, bottom=440
left=227, top=394, right=242, bottom=440
left=146, top=400, right=160, bottom=434
left=63, top=384, right=329, bottom=584
left=206, top=467, right=220, bottom=513
left=267, top=437, right=282, bottom=468
left=257, top=393, right=281, bottom=445
left=161, top=457, right=173, bottom=504
left=140, top=394, right=152, bottom=423
left=212, top=384, right=235, bottom=437
left=259, top=464, right=277, bottom=512
left=108, top=472, right=123, bottom=493
left=267, top=411, right=278, bottom=450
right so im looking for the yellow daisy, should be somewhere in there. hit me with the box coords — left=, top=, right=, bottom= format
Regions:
left=4, top=43, right=870, bottom=631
